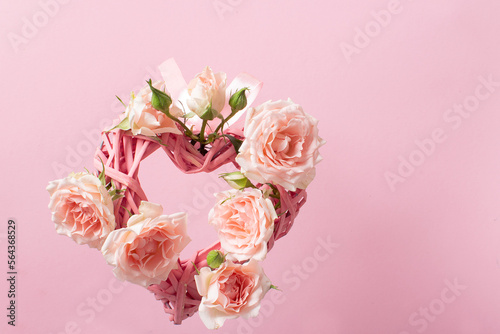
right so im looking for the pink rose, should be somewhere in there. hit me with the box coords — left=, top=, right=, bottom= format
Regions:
left=125, top=81, right=182, bottom=136
left=208, top=188, right=277, bottom=262
left=236, top=99, right=325, bottom=191
left=195, top=259, right=272, bottom=329
left=47, top=173, right=116, bottom=249
left=101, top=201, right=191, bottom=287
left=185, top=66, right=227, bottom=117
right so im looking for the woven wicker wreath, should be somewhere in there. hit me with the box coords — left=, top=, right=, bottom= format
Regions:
left=47, top=59, right=324, bottom=329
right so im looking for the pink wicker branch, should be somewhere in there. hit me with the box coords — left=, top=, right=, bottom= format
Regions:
left=160, top=132, right=240, bottom=173
left=148, top=241, right=221, bottom=324
left=93, top=128, right=308, bottom=325
left=94, top=130, right=160, bottom=228
left=267, top=186, right=307, bottom=252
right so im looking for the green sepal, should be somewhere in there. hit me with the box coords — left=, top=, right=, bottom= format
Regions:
left=106, top=116, right=131, bottom=133
left=181, top=111, right=197, bottom=119
left=192, top=262, right=201, bottom=275
left=220, top=194, right=234, bottom=205
left=108, top=186, right=125, bottom=201
left=121, top=206, right=133, bottom=218
left=116, top=95, right=126, bottom=107
left=219, top=171, right=255, bottom=190
left=149, top=135, right=168, bottom=147
left=199, top=102, right=219, bottom=121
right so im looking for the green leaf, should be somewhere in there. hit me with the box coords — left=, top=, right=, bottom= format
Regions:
left=223, top=134, right=243, bottom=153
left=207, top=250, right=225, bottom=269
left=97, top=158, right=106, bottom=185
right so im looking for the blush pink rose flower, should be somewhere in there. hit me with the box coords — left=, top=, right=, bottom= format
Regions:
left=208, top=189, right=277, bottom=262
left=125, top=81, right=182, bottom=137
left=47, top=173, right=116, bottom=249
left=236, top=99, right=325, bottom=191
left=185, top=66, right=227, bottom=117
left=101, top=201, right=191, bottom=287
left=195, top=259, right=272, bottom=329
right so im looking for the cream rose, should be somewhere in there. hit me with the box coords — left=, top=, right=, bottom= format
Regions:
left=125, top=81, right=182, bottom=136
left=208, top=188, right=276, bottom=262
left=47, top=173, right=116, bottom=249
left=101, top=201, right=191, bottom=287
left=185, top=66, right=226, bottom=116
left=195, top=259, right=272, bottom=329
left=236, top=99, right=325, bottom=191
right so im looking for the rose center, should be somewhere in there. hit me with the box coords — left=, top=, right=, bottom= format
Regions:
left=271, top=132, right=304, bottom=162
left=68, top=199, right=100, bottom=232
left=131, top=236, right=162, bottom=264
left=221, top=275, right=240, bottom=301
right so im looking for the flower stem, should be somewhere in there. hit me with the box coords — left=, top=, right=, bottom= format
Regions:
left=213, top=108, right=237, bottom=135
left=163, top=111, right=199, bottom=141
left=199, top=119, right=208, bottom=143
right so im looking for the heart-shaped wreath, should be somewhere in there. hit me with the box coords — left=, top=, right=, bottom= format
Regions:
left=47, top=59, right=325, bottom=329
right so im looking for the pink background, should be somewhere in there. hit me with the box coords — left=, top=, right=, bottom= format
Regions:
left=2, top=0, right=500, bottom=333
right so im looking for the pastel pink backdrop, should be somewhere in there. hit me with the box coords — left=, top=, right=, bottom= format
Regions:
left=1, top=1, right=500, bottom=333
